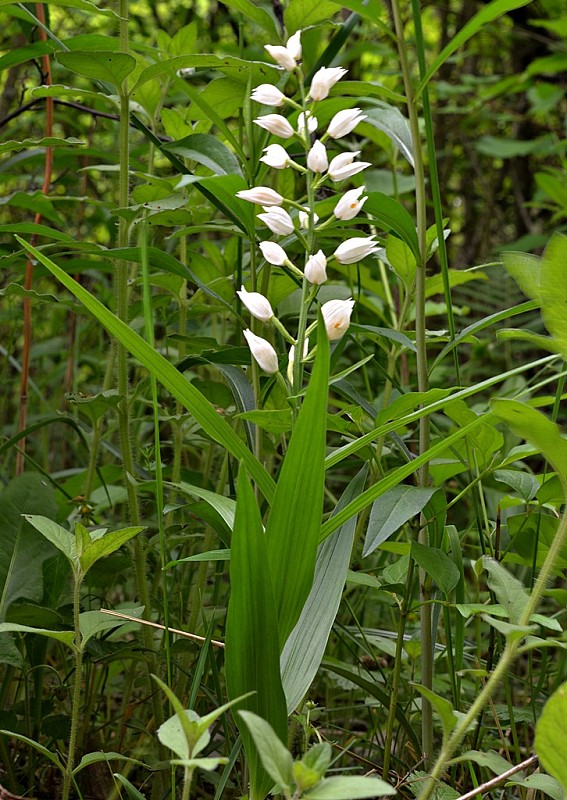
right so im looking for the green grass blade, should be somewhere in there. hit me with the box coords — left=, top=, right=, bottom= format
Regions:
left=266, top=315, right=330, bottom=646
left=16, top=237, right=275, bottom=503
left=225, top=467, right=287, bottom=800
left=415, top=0, right=532, bottom=98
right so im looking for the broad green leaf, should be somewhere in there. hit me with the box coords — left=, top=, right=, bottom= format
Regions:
left=361, top=104, right=414, bottom=167
left=411, top=542, right=460, bottom=597
left=481, top=557, right=529, bottom=625
left=221, top=0, right=278, bottom=36
left=482, top=615, right=534, bottom=638
left=305, top=775, right=396, bottom=798
left=536, top=681, right=567, bottom=796
left=501, top=251, right=541, bottom=301
left=412, top=684, right=458, bottom=742
left=65, top=389, right=122, bottom=424
left=496, top=329, right=563, bottom=356
left=364, top=192, right=419, bottom=262
left=162, top=481, right=236, bottom=530
left=195, top=174, right=256, bottom=237
left=158, top=708, right=209, bottom=761
left=386, top=235, right=416, bottom=286
left=363, top=486, right=435, bottom=557
left=416, top=0, right=532, bottom=96
left=164, top=134, right=242, bottom=177
left=507, top=774, right=564, bottom=800
left=0, top=623, right=75, bottom=648
left=540, top=233, right=567, bottom=359
left=79, top=526, right=145, bottom=574
left=31, top=84, right=116, bottom=104
left=79, top=608, right=143, bottom=647
left=284, top=0, right=341, bottom=32
left=225, top=469, right=287, bottom=800
left=281, top=466, right=368, bottom=713
left=475, top=136, right=542, bottom=158
left=238, top=711, right=293, bottom=792
left=23, top=515, right=76, bottom=566
left=15, top=238, right=275, bottom=503
left=167, top=549, right=231, bottom=567
left=266, top=315, right=330, bottom=646
left=491, top=399, right=567, bottom=489
left=0, top=474, right=57, bottom=620
left=493, top=469, right=539, bottom=502
left=450, top=750, right=513, bottom=775
left=57, top=51, right=136, bottom=87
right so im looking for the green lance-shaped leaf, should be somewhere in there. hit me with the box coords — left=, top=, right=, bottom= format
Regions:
left=412, top=684, right=459, bottom=744
left=304, top=775, right=396, bottom=799
left=411, top=542, right=460, bottom=597
left=364, top=192, right=420, bottom=262
left=238, top=711, right=293, bottom=794
left=225, top=468, right=288, bottom=800
left=57, top=51, right=136, bottom=88
left=480, top=557, right=529, bottom=625
left=0, top=474, right=57, bottom=621
left=163, top=133, right=242, bottom=177
left=0, top=623, right=75, bottom=648
left=281, top=466, right=368, bottom=713
left=540, top=233, right=567, bottom=360
left=535, top=681, right=567, bottom=795
left=266, top=313, right=330, bottom=647
left=78, top=525, right=145, bottom=574
left=16, top=238, right=274, bottom=503
left=491, top=399, right=567, bottom=492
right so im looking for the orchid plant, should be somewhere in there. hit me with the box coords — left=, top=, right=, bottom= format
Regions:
left=235, top=30, right=378, bottom=402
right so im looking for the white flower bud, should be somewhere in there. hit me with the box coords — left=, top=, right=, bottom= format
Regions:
left=260, top=144, right=290, bottom=169
left=327, top=107, right=367, bottom=138
left=237, top=286, right=274, bottom=322
left=264, top=44, right=296, bottom=72
left=334, top=236, right=379, bottom=264
left=259, top=241, right=288, bottom=265
left=321, top=298, right=355, bottom=341
left=243, top=329, right=279, bottom=373
left=328, top=151, right=371, bottom=182
left=254, top=114, right=295, bottom=138
left=251, top=84, right=287, bottom=106
left=258, top=206, right=294, bottom=235
left=236, top=186, right=284, bottom=206
left=286, top=30, right=302, bottom=61
left=297, top=110, right=318, bottom=135
left=333, top=186, right=368, bottom=221
left=307, top=140, right=328, bottom=173
left=287, top=337, right=309, bottom=383
left=298, top=208, right=319, bottom=229
left=304, top=250, right=327, bottom=285
left=307, top=66, right=347, bottom=101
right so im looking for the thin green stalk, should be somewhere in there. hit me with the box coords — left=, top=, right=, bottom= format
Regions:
left=382, top=555, right=416, bottom=778
left=418, top=498, right=567, bottom=800
left=116, top=5, right=166, bottom=794
left=390, top=0, right=432, bottom=762
left=171, top=235, right=188, bottom=491
left=410, top=0, right=460, bottom=385
left=61, top=576, right=83, bottom=800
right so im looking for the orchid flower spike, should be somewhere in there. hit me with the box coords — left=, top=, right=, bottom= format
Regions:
left=243, top=329, right=279, bottom=373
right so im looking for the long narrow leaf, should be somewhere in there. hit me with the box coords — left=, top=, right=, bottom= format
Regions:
left=281, top=465, right=368, bottom=712
left=16, top=237, right=275, bottom=503
left=266, top=315, right=330, bottom=646
left=225, top=468, right=287, bottom=800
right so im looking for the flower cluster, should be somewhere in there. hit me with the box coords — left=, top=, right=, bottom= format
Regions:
left=235, top=30, right=377, bottom=382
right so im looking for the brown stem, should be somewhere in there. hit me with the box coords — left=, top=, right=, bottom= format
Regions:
left=15, top=3, right=54, bottom=476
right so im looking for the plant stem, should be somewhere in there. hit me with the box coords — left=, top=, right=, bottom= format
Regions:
left=417, top=499, right=567, bottom=800
left=390, top=0, right=432, bottom=763
left=62, top=574, right=83, bottom=800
